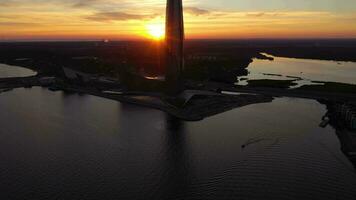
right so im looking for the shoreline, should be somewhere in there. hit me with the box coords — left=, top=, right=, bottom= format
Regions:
left=1, top=74, right=356, bottom=121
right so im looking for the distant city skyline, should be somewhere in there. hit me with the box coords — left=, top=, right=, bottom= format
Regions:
left=0, top=0, right=356, bottom=40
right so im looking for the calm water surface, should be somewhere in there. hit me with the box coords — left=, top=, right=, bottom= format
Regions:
left=238, top=54, right=356, bottom=87
left=0, top=87, right=355, bottom=199
left=0, top=63, right=36, bottom=78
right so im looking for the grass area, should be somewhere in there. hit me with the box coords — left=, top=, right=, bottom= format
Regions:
left=183, top=58, right=250, bottom=83
left=245, top=79, right=356, bottom=94
left=247, top=79, right=297, bottom=89
left=297, top=81, right=356, bottom=94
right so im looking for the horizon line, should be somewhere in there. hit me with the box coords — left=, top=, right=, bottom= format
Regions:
left=1, top=37, right=356, bottom=43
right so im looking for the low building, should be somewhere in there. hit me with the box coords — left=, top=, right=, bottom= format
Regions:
left=351, top=114, right=356, bottom=130
left=62, top=67, right=94, bottom=82
left=333, top=104, right=356, bottom=131
left=39, top=77, right=56, bottom=86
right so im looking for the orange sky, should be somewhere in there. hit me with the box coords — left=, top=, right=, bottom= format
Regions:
left=0, top=0, right=356, bottom=40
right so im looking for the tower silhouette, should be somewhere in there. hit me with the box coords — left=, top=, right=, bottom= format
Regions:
left=165, top=0, right=184, bottom=93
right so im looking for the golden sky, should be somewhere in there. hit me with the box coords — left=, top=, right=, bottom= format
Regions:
left=1, top=0, right=356, bottom=40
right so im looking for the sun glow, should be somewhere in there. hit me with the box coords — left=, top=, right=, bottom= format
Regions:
left=146, top=23, right=165, bottom=40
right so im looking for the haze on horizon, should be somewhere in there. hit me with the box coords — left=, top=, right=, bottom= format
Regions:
left=1, top=0, right=356, bottom=40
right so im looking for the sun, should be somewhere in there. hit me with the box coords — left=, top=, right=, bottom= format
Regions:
left=146, top=23, right=165, bottom=40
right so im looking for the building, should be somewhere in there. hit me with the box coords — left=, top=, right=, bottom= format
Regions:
left=330, top=103, right=356, bottom=131
left=62, top=67, right=94, bottom=82
left=39, top=77, right=56, bottom=86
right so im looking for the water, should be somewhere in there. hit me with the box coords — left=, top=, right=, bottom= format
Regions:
left=0, top=63, right=37, bottom=78
left=238, top=54, right=356, bottom=87
left=0, top=87, right=355, bottom=199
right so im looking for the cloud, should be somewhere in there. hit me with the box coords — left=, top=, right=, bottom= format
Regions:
left=245, top=12, right=280, bottom=17
left=185, top=7, right=210, bottom=16
left=86, top=11, right=158, bottom=22
left=0, top=22, right=40, bottom=26
left=72, top=0, right=102, bottom=8
left=0, top=0, right=16, bottom=7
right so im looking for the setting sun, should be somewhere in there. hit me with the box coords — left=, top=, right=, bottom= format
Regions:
left=146, top=23, right=165, bottom=40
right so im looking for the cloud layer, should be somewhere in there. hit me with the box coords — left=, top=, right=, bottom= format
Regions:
left=87, top=12, right=158, bottom=22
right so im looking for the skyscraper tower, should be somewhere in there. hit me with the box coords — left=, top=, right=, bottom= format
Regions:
left=165, top=0, right=184, bottom=93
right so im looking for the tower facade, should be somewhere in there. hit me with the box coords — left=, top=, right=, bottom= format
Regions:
left=165, top=0, right=184, bottom=92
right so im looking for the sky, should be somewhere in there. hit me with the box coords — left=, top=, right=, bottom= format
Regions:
left=0, top=0, right=356, bottom=40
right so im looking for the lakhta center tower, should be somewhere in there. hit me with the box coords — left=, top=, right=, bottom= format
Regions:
left=165, top=0, right=184, bottom=93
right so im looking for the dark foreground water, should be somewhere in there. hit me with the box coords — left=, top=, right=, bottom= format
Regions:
left=0, top=87, right=356, bottom=199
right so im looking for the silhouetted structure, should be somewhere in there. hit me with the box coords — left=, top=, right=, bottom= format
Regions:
left=165, top=0, right=184, bottom=94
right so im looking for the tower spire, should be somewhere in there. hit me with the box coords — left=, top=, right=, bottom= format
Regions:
left=165, top=0, right=184, bottom=93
